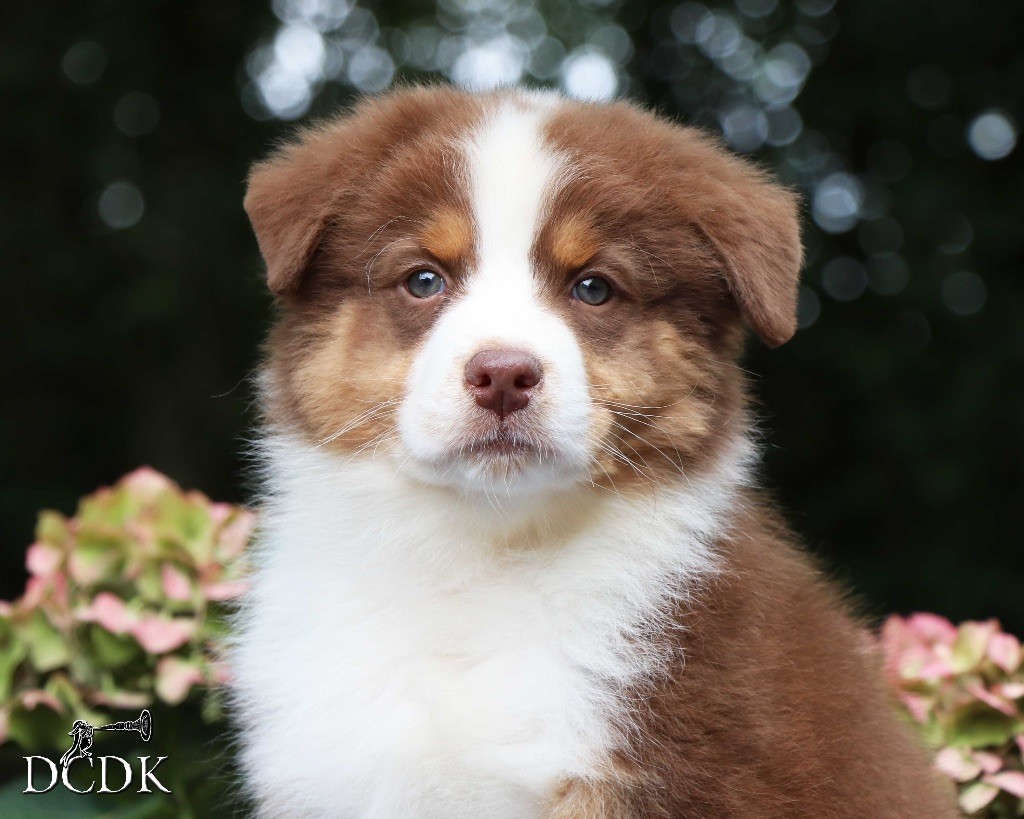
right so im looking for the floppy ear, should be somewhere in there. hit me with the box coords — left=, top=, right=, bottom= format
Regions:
left=243, top=86, right=478, bottom=295
left=243, top=133, right=346, bottom=295
left=694, top=162, right=804, bottom=348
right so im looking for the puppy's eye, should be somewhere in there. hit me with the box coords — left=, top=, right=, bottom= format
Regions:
left=406, top=269, right=445, bottom=299
left=572, top=276, right=612, bottom=306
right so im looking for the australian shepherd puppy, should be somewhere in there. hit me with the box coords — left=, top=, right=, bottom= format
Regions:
left=230, top=86, right=955, bottom=818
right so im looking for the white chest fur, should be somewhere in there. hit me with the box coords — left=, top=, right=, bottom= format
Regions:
left=230, top=438, right=746, bottom=818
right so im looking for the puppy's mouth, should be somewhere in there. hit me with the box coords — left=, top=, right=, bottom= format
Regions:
left=464, top=428, right=540, bottom=457
left=451, top=411, right=566, bottom=470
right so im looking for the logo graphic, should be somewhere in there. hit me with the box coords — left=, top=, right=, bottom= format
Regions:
left=24, top=708, right=171, bottom=795
left=59, top=708, right=152, bottom=769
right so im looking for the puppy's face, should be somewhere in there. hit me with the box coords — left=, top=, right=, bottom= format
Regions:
left=248, top=89, right=801, bottom=495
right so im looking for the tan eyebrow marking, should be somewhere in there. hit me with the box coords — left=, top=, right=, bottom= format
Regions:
left=550, top=215, right=600, bottom=270
left=421, top=207, right=473, bottom=265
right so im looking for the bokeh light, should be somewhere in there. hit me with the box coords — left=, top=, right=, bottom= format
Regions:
left=61, top=40, right=106, bottom=86
left=822, top=256, right=868, bottom=302
left=243, top=0, right=635, bottom=117
left=867, top=254, right=909, bottom=296
left=97, top=182, right=145, bottom=230
left=113, top=92, right=161, bottom=137
left=812, top=173, right=863, bottom=234
left=942, top=271, right=987, bottom=316
left=561, top=51, right=618, bottom=101
left=235, top=0, right=997, bottom=323
left=967, top=110, right=1018, bottom=161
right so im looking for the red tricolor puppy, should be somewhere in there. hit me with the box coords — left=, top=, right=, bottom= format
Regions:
left=231, top=87, right=955, bottom=818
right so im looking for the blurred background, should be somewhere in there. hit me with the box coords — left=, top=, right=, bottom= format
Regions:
left=2, top=0, right=1022, bottom=631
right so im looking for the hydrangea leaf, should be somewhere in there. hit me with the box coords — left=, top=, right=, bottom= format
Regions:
left=77, top=486, right=138, bottom=528
left=154, top=492, right=215, bottom=562
left=5, top=700, right=67, bottom=752
left=952, top=622, right=999, bottom=674
left=87, top=624, right=142, bottom=670
left=948, top=701, right=1023, bottom=748
left=34, top=510, right=70, bottom=547
left=21, top=611, right=69, bottom=673
left=67, top=534, right=124, bottom=586
left=0, top=623, right=27, bottom=702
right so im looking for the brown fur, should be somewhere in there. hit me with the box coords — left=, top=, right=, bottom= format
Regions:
left=421, top=207, right=475, bottom=266
left=248, top=87, right=483, bottom=448
left=549, top=499, right=958, bottom=817
left=543, top=100, right=802, bottom=348
left=549, top=215, right=602, bottom=270
left=244, top=87, right=955, bottom=817
left=246, top=87, right=782, bottom=472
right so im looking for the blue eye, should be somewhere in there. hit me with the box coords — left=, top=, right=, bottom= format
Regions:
left=572, top=276, right=612, bottom=306
left=406, top=269, right=445, bottom=298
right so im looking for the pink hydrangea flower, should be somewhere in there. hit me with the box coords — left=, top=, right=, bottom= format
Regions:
left=79, top=592, right=135, bottom=634
left=155, top=657, right=205, bottom=705
left=25, top=542, right=62, bottom=577
left=161, top=564, right=192, bottom=602
left=129, top=616, right=195, bottom=654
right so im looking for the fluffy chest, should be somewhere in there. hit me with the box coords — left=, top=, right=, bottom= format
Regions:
left=231, top=447, right=740, bottom=818
left=245, top=541, right=644, bottom=816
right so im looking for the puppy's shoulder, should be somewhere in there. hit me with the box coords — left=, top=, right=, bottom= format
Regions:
left=619, top=493, right=957, bottom=818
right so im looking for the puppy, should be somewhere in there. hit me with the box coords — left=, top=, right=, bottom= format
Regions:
left=230, top=86, right=956, bottom=818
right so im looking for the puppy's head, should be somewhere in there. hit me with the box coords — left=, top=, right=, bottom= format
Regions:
left=248, top=87, right=802, bottom=495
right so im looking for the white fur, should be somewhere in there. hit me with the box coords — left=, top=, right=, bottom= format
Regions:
left=231, top=95, right=752, bottom=817
left=232, top=437, right=750, bottom=818
left=397, top=97, right=590, bottom=494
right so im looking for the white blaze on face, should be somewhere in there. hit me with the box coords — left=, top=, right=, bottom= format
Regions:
left=397, top=96, right=592, bottom=493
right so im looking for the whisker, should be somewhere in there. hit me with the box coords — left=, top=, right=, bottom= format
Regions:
left=611, top=420, right=683, bottom=475
left=312, top=399, right=400, bottom=449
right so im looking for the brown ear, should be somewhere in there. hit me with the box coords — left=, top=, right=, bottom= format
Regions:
left=243, top=132, right=346, bottom=295
left=694, top=160, right=804, bottom=347
left=679, top=140, right=806, bottom=346
left=243, top=86, right=480, bottom=295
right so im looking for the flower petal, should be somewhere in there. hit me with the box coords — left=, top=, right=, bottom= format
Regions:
left=935, top=747, right=981, bottom=782
left=217, top=510, right=255, bottom=559
left=966, top=681, right=1020, bottom=718
left=959, top=781, right=999, bottom=814
left=203, top=580, right=248, bottom=601
left=155, top=656, right=204, bottom=705
left=988, top=632, right=1022, bottom=674
left=953, top=621, right=1000, bottom=673
left=899, top=692, right=933, bottom=724
left=973, top=751, right=1004, bottom=776
left=983, top=771, right=1024, bottom=799
left=129, top=616, right=195, bottom=654
left=906, top=612, right=958, bottom=644
left=25, top=542, right=62, bottom=577
left=20, top=689, right=63, bottom=712
left=80, top=592, right=134, bottom=634
left=997, top=682, right=1024, bottom=700
left=121, top=467, right=175, bottom=499
left=161, top=564, right=192, bottom=602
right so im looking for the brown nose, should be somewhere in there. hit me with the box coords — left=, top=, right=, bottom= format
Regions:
left=465, top=349, right=543, bottom=418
